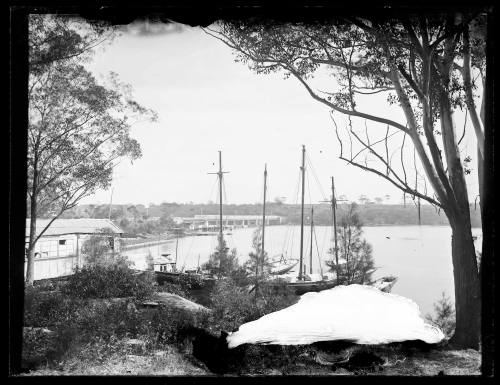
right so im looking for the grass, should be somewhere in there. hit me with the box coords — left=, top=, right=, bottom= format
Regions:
left=21, top=323, right=481, bottom=376
left=20, top=270, right=481, bottom=377
left=22, top=338, right=208, bottom=376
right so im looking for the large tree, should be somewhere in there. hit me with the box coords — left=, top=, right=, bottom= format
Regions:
left=26, top=15, right=157, bottom=284
left=207, top=11, right=486, bottom=348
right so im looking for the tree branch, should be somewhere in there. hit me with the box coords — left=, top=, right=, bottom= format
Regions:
left=286, top=65, right=410, bottom=134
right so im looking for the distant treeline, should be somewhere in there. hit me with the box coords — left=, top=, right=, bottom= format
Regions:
left=60, top=202, right=482, bottom=234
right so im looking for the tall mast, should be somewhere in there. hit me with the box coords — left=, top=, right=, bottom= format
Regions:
left=321, top=177, right=346, bottom=279
left=208, top=151, right=229, bottom=252
left=299, top=145, right=306, bottom=281
left=174, top=229, right=179, bottom=268
left=261, top=164, right=267, bottom=277
left=332, top=177, right=339, bottom=270
left=218, top=151, right=223, bottom=250
left=309, top=206, right=314, bottom=274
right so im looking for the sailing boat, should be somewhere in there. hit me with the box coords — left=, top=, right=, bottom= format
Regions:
left=269, top=145, right=337, bottom=295
left=268, top=256, right=299, bottom=275
left=153, top=227, right=185, bottom=284
left=258, top=164, right=299, bottom=276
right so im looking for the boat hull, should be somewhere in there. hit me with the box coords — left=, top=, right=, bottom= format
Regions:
left=268, top=277, right=338, bottom=295
left=154, top=271, right=216, bottom=287
left=269, top=261, right=299, bottom=275
left=286, top=280, right=338, bottom=295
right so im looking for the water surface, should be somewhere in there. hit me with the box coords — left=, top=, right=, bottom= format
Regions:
left=123, top=225, right=482, bottom=316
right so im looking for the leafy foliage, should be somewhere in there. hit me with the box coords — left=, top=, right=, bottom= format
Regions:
left=63, top=201, right=482, bottom=228
left=202, top=235, right=240, bottom=278
left=26, top=15, right=156, bottom=283
left=81, top=227, right=119, bottom=265
left=425, top=292, right=456, bottom=339
left=24, top=286, right=84, bottom=328
left=61, top=264, right=156, bottom=300
left=245, top=227, right=272, bottom=277
left=206, top=278, right=297, bottom=333
left=326, top=203, right=376, bottom=284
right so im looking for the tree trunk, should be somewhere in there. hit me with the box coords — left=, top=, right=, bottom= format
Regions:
left=437, top=88, right=480, bottom=349
left=448, top=215, right=481, bottom=349
left=26, top=219, right=36, bottom=285
left=477, top=147, right=484, bottom=223
left=25, top=194, right=38, bottom=285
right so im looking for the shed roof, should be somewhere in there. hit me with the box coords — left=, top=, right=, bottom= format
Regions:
left=26, top=218, right=123, bottom=237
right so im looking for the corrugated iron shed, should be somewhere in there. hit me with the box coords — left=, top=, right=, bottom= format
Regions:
left=25, top=218, right=123, bottom=237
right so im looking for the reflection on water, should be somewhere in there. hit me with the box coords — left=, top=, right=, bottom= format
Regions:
left=122, top=225, right=482, bottom=316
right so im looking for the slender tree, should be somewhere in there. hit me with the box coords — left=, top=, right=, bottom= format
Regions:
left=207, top=11, right=486, bottom=348
left=26, top=15, right=157, bottom=284
left=202, top=235, right=239, bottom=279
left=326, top=203, right=375, bottom=284
left=246, top=227, right=272, bottom=277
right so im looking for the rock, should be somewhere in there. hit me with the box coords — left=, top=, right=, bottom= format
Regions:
left=23, top=327, right=55, bottom=336
left=140, top=301, right=159, bottom=308
left=149, top=292, right=210, bottom=313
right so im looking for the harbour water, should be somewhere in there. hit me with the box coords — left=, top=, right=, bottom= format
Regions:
left=122, top=225, right=482, bottom=316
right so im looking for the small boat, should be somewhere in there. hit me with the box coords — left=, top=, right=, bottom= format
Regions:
left=154, top=255, right=181, bottom=282
left=269, top=254, right=299, bottom=275
left=153, top=256, right=216, bottom=288
left=370, top=276, right=398, bottom=293
left=283, top=278, right=338, bottom=295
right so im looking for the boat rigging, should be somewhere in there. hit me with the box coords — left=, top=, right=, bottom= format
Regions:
left=207, top=150, right=230, bottom=251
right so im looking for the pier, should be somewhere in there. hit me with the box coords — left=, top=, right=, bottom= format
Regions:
left=173, top=214, right=282, bottom=231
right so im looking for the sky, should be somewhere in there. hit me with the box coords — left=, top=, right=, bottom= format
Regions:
left=80, top=20, right=480, bottom=206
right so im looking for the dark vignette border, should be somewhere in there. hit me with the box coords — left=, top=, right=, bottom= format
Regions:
left=8, top=0, right=496, bottom=380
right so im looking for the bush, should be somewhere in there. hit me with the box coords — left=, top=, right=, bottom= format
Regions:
left=61, top=263, right=156, bottom=300
left=24, top=286, right=83, bottom=327
left=206, top=278, right=298, bottom=333
left=425, top=292, right=456, bottom=339
left=145, top=307, right=205, bottom=347
left=207, top=279, right=255, bottom=332
left=76, top=300, right=144, bottom=340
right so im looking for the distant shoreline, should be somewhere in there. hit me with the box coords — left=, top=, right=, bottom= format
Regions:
left=121, top=223, right=482, bottom=250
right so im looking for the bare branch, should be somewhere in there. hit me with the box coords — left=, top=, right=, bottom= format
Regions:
left=458, top=108, right=468, bottom=146
left=401, top=130, right=408, bottom=185
left=398, top=64, right=425, bottom=100
left=286, top=65, right=410, bottom=134
left=461, top=26, right=485, bottom=157
left=385, top=125, right=390, bottom=176
left=338, top=154, right=441, bottom=207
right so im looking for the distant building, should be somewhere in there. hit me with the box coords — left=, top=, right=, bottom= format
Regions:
left=25, top=218, right=123, bottom=281
left=173, top=214, right=283, bottom=231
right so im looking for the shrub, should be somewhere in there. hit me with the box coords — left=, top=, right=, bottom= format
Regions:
left=326, top=203, right=376, bottom=285
left=73, top=300, right=147, bottom=342
left=61, top=264, right=156, bottom=300
left=206, top=278, right=297, bottom=333
left=425, top=292, right=456, bottom=339
left=81, top=227, right=121, bottom=266
left=146, top=307, right=203, bottom=347
left=254, top=280, right=298, bottom=315
left=24, top=286, right=83, bottom=327
left=176, top=273, right=205, bottom=291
